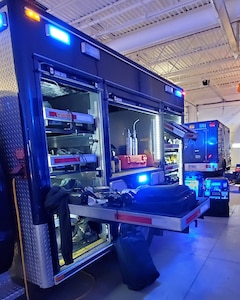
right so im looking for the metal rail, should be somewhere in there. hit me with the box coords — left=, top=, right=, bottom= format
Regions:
left=69, top=197, right=210, bottom=232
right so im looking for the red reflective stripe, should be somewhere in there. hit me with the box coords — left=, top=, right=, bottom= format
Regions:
left=165, top=124, right=174, bottom=130
left=49, top=111, right=57, bottom=116
left=115, top=213, right=152, bottom=225
left=186, top=209, right=200, bottom=224
left=54, top=157, right=80, bottom=164
left=55, top=274, right=65, bottom=282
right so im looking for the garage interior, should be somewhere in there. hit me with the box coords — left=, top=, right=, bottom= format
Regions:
left=35, top=0, right=240, bottom=166
left=1, top=1, right=240, bottom=299
left=16, top=1, right=240, bottom=299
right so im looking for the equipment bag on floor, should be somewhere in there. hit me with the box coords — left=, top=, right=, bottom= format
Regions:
left=114, top=225, right=160, bottom=291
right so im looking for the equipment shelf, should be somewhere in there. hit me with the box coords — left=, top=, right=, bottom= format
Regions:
left=69, top=197, right=210, bottom=232
left=48, top=154, right=97, bottom=167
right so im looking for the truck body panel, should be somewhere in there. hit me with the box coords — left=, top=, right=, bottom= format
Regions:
left=0, top=1, right=209, bottom=291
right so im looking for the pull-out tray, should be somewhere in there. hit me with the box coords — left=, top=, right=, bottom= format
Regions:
left=69, top=197, right=210, bottom=232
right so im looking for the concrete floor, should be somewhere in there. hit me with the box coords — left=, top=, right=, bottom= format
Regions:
left=19, top=185, right=240, bottom=300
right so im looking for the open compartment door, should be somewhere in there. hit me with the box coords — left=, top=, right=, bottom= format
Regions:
left=164, top=121, right=198, bottom=140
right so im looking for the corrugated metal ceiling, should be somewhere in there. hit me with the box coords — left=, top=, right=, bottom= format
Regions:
left=36, top=0, right=240, bottom=107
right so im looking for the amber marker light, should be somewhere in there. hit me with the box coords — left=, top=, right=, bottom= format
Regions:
left=24, top=7, right=41, bottom=22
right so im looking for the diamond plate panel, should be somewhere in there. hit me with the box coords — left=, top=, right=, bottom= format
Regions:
left=0, top=272, right=25, bottom=300
left=0, top=5, right=54, bottom=288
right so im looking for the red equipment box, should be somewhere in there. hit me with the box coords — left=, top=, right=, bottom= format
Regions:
left=118, top=155, right=147, bottom=170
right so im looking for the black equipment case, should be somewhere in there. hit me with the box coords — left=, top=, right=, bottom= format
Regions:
left=114, top=225, right=160, bottom=290
left=130, top=184, right=197, bottom=215
left=204, top=177, right=229, bottom=217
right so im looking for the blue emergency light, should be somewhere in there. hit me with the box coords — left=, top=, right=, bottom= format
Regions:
left=46, top=24, right=70, bottom=45
left=175, top=90, right=183, bottom=98
left=137, top=174, right=148, bottom=184
left=0, top=12, right=8, bottom=32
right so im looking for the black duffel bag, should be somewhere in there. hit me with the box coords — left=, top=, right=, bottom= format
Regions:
left=130, top=184, right=197, bottom=215
left=114, top=225, right=160, bottom=290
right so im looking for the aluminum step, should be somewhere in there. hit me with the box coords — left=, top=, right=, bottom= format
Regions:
left=0, top=272, right=25, bottom=300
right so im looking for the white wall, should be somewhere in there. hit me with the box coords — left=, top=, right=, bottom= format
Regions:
left=185, top=102, right=240, bottom=167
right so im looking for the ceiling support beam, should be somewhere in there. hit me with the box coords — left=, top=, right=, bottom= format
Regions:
left=163, top=56, right=240, bottom=79
left=106, top=4, right=218, bottom=54
left=91, top=0, right=197, bottom=38
left=209, top=84, right=226, bottom=102
left=211, top=0, right=239, bottom=58
left=106, top=0, right=240, bottom=55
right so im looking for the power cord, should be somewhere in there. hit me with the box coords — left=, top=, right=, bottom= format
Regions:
left=73, top=270, right=96, bottom=300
